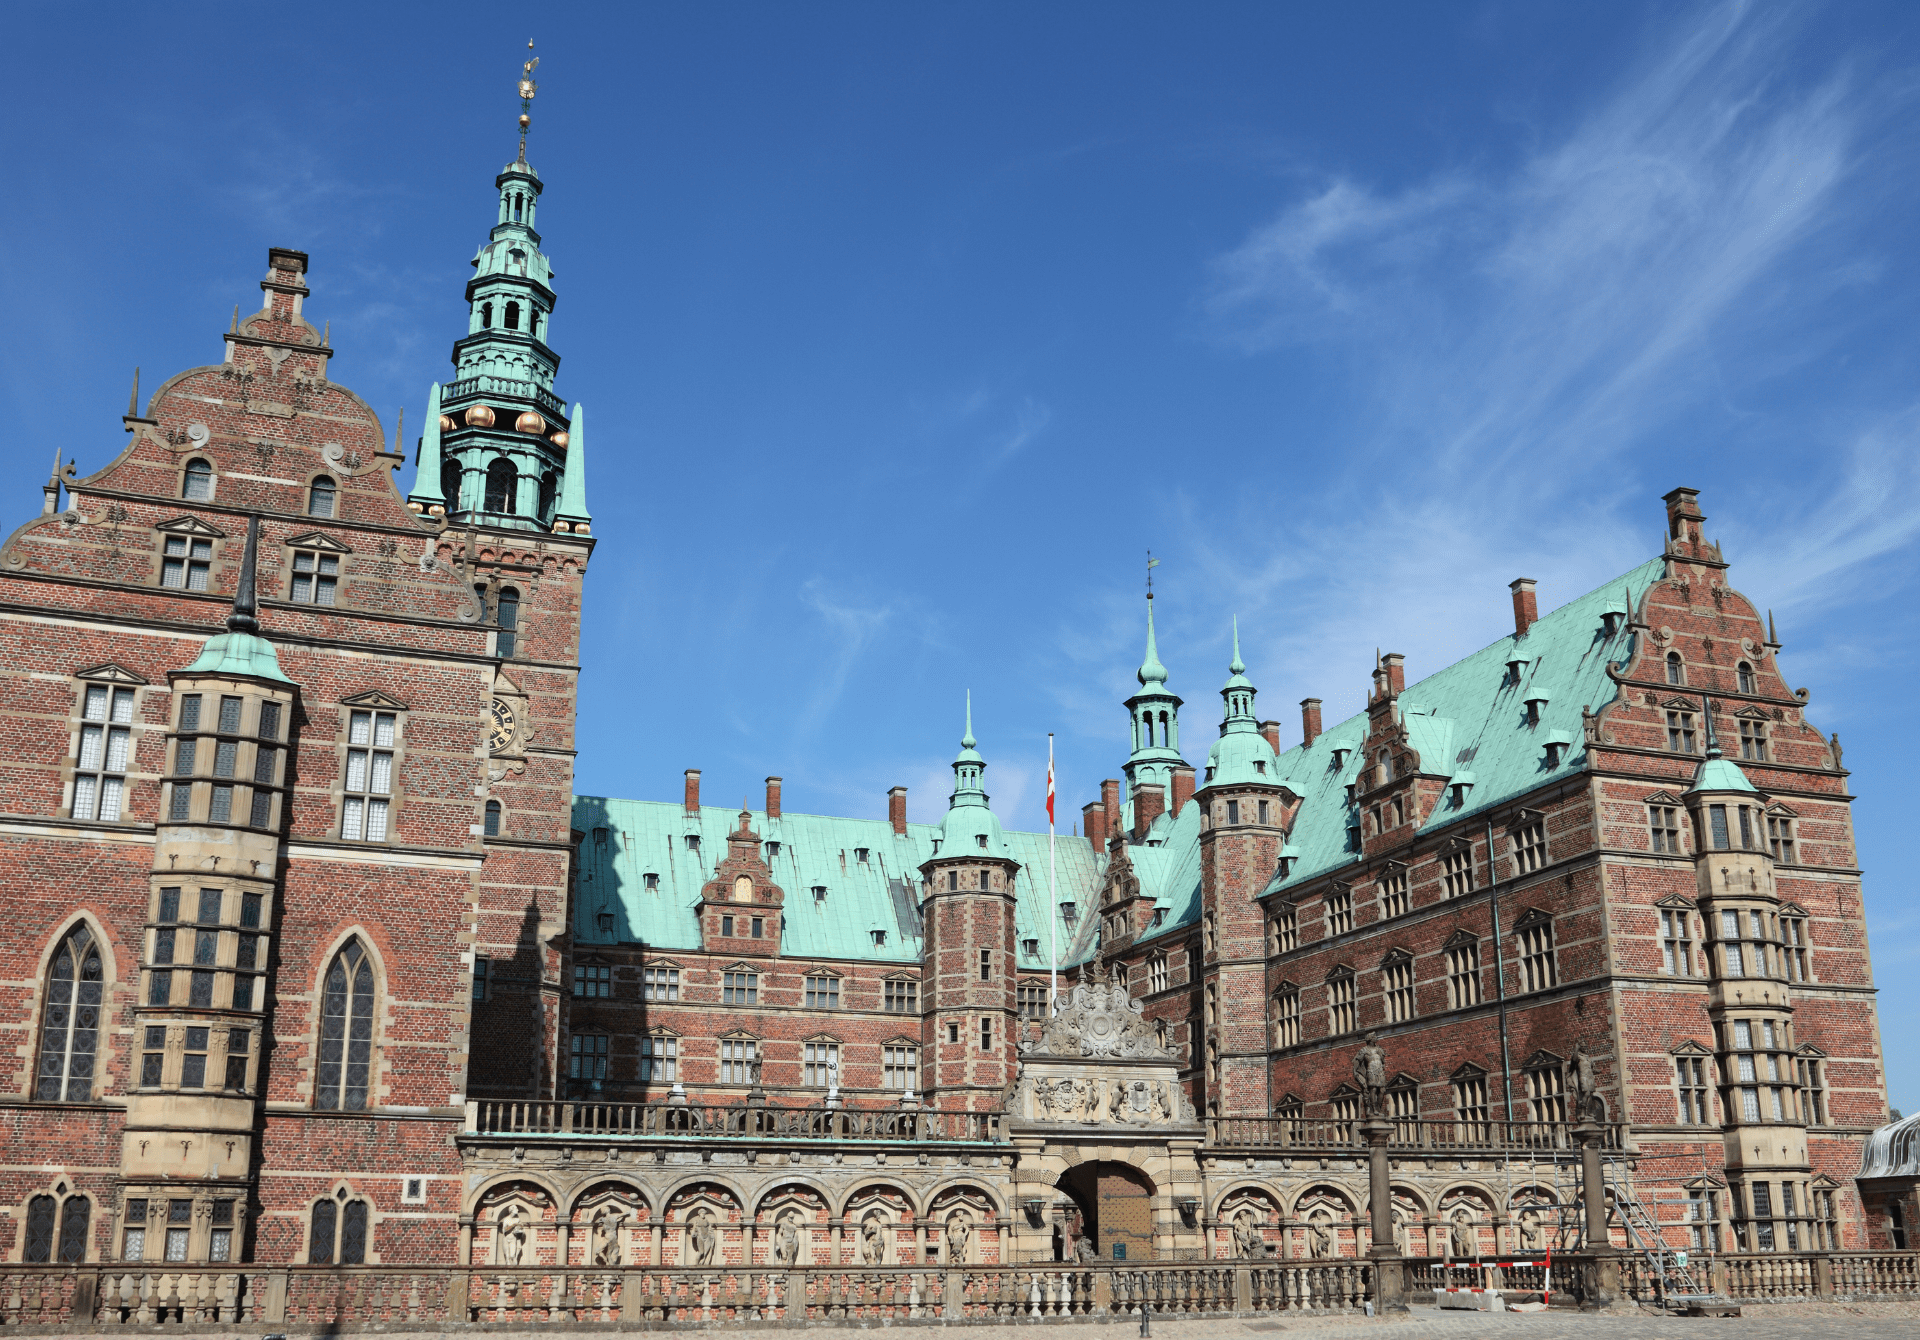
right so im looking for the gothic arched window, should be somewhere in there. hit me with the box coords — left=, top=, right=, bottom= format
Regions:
left=36, top=925, right=104, bottom=1101
left=23, top=1191, right=89, bottom=1263
left=310, top=1194, right=369, bottom=1265
left=485, top=459, right=518, bottom=514
left=182, top=458, right=213, bottom=502
left=315, top=940, right=375, bottom=1112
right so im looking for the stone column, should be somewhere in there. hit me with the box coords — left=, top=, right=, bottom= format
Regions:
left=648, top=1217, right=662, bottom=1267
left=828, top=1217, right=844, bottom=1267
left=1573, top=1119, right=1620, bottom=1308
left=1360, top=1117, right=1408, bottom=1313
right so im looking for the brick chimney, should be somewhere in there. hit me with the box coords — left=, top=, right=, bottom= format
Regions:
left=1511, top=578, right=1538, bottom=638
left=1083, top=800, right=1107, bottom=854
left=1132, top=783, right=1165, bottom=842
left=888, top=786, right=909, bottom=836
left=1383, top=653, right=1406, bottom=695
left=1170, top=763, right=1196, bottom=817
left=1101, top=779, right=1122, bottom=851
left=683, top=768, right=701, bottom=815
left=1663, top=487, right=1705, bottom=550
left=765, top=776, right=782, bottom=820
left=1300, top=698, right=1323, bottom=748
left=1259, top=720, right=1282, bottom=755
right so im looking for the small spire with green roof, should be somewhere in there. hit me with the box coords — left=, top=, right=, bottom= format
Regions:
left=1219, top=617, right=1258, bottom=734
left=939, top=693, right=1005, bottom=852
left=181, top=516, right=293, bottom=684
left=1686, top=693, right=1755, bottom=794
left=1124, top=592, right=1185, bottom=803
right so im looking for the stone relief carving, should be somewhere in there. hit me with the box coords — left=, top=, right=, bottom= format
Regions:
left=1022, top=961, right=1174, bottom=1061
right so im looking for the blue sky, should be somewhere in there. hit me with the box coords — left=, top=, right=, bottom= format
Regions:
left=8, top=2, right=1918, bottom=1109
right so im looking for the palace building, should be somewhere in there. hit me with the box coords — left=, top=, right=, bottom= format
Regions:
left=0, top=89, right=1908, bottom=1301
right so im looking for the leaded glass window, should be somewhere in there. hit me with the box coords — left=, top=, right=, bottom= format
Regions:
left=316, top=941, right=375, bottom=1111
left=36, top=925, right=103, bottom=1100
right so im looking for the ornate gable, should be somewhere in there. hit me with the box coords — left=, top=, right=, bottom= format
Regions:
left=74, top=663, right=148, bottom=685
left=154, top=515, right=226, bottom=537
left=282, top=530, right=353, bottom=554
left=341, top=689, right=408, bottom=710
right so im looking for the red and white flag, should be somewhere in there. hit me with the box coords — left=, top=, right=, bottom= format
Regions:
left=1046, top=740, right=1055, bottom=825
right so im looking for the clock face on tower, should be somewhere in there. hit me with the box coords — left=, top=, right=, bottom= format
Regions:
left=488, top=698, right=518, bottom=753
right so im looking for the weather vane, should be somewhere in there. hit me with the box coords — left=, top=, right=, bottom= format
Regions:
left=1146, top=550, right=1160, bottom=600
left=516, top=40, right=540, bottom=157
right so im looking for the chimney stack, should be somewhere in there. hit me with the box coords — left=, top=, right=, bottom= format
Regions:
left=1132, top=783, right=1165, bottom=842
left=1101, top=779, right=1122, bottom=851
left=1083, top=800, right=1107, bottom=854
left=1259, top=719, right=1282, bottom=755
left=765, top=776, right=782, bottom=820
left=1300, top=698, right=1323, bottom=748
left=1510, top=578, right=1538, bottom=638
left=1170, top=763, right=1196, bottom=817
left=1383, top=653, right=1406, bottom=696
left=888, top=786, right=908, bottom=836
left=683, top=769, right=701, bottom=815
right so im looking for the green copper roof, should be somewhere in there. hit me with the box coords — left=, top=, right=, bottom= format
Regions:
left=182, top=631, right=293, bottom=683
left=407, top=382, right=446, bottom=507
left=554, top=401, right=591, bottom=524
left=1137, top=598, right=1169, bottom=688
left=1688, top=755, right=1757, bottom=794
left=569, top=796, right=1100, bottom=964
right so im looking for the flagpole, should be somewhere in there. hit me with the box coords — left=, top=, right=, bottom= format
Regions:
left=1048, top=733, right=1058, bottom=1014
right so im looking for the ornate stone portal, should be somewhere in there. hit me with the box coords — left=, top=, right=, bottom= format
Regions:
left=1008, top=966, right=1199, bottom=1129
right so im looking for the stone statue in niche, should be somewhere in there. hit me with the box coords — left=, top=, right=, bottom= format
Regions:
left=683, top=1208, right=719, bottom=1267
left=1232, top=1208, right=1264, bottom=1259
left=1517, top=1207, right=1545, bottom=1251
left=944, top=1210, right=972, bottom=1264
left=772, top=1211, right=803, bottom=1267
left=495, top=1202, right=530, bottom=1266
left=1304, top=1210, right=1334, bottom=1260
left=1449, top=1210, right=1477, bottom=1260
left=1353, top=1032, right=1388, bottom=1118
left=589, top=1205, right=625, bottom=1266
left=858, top=1211, right=888, bottom=1265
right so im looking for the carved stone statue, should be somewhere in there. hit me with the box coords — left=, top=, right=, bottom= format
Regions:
left=1232, top=1208, right=1263, bottom=1259
left=1450, top=1210, right=1477, bottom=1260
left=1027, top=970, right=1176, bottom=1060
left=859, top=1211, right=887, bottom=1265
left=1517, top=1207, right=1545, bottom=1251
left=944, top=1210, right=972, bottom=1264
left=495, top=1203, right=530, bottom=1266
left=683, top=1208, right=719, bottom=1267
left=772, top=1211, right=802, bottom=1267
left=1566, top=1042, right=1604, bottom=1122
left=590, top=1205, right=624, bottom=1267
left=1353, top=1031, right=1388, bottom=1118
left=1305, top=1210, right=1333, bottom=1260
left=1391, top=1208, right=1410, bottom=1257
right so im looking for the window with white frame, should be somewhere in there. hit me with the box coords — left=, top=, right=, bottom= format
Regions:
left=1738, top=717, right=1768, bottom=761
left=1517, top=915, right=1557, bottom=992
left=289, top=549, right=340, bottom=605
left=1272, top=985, right=1300, bottom=1047
left=1379, top=870, right=1408, bottom=919
left=1271, top=903, right=1297, bottom=953
left=1525, top=1062, right=1567, bottom=1125
left=1650, top=804, right=1683, bottom=853
left=1326, top=887, right=1353, bottom=936
left=1443, top=848, right=1475, bottom=898
left=804, top=1040, right=839, bottom=1087
left=569, top=1033, right=608, bottom=1081
left=161, top=535, right=212, bottom=590
left=722, top=970, right=758, bottom=1006
left=643, top=965, right=679, bottom=1001
left=73, top=684, right=134, bottom=822
left=804, top=975, right=840, bottom=1009
left=341, top=709, right=396, bottom=841
left=719, top=1036, right=756, bottom=1085
left=883, top=1043, right=918, bottom=1090
left=1452, top=1069, right=1490, bottom=1141
left=1446, top=938, right=1481, bottom=1009
left=1666, top=709, right=1697, bottom=753
left=1661, top=909, right=1695, bottom=976
left=572, top=964, right=611, bottom=998
left=1781, top=914, right=1809, bottom=982
left=1676, top=1053, right=1712, bottom=1125
left=1513, top=820, right=1547, bottom=875
left=1767, top=813, right=1796, bottom=863
left=639, top=1033, right=677, bottom=1082
left=1383, top=955, right=1415, bottom=1023
left=1148, top=955, right=1169, bottom=994
left=1327, top=970, right=1355, bottom=1035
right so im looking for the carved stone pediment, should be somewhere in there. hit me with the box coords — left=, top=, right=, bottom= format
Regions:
left=1023, top=963, right=1173, bottom=1061
left=1006, top=1066, right=1196, bottom=1129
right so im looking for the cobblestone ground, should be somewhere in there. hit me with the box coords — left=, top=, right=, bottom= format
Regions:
left=375, top=1300, right=1920, bottom=1340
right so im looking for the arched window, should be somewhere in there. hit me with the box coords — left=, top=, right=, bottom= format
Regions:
left=481, top=301, right=493, bottom=328
left=315, top=941, right=375, bottom=1112
left=484, top=799, right=501, bottom=837
left=1738, top=662, right=1755, bottom=694
left=495, top=586, right=519, bottom=658
left=310, top=1194, right=369, bottom=1265
left=441, top=460, right=463, bottom=509
left=504, top=301, right=521, bottom=331
left=308, top=475, right=336, bottom=518
left=23, top=1191, right=89, bottom=1263
left=182, top=459, right=213, bottom=501
left=36, top=925, right=103, bottom=1101
left=538, top=470, right=557, bottom=519
left=485, top=459, right=518, bottom=514
left=1666, top=652, right=1684, bottom=686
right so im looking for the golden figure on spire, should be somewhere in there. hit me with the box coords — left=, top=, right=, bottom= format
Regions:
left=516, top=40, right=539, bottom=159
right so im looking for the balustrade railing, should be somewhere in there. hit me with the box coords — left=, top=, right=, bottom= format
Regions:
left=469, top=1098, right=1001, bottom=1142
left=1205, top=1116, right=1624, bottom=1152
left=440, top=376, right=568, bottom=422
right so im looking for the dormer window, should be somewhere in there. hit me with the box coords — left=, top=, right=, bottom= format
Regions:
left=812, top=885, right=827, bottom=902
left=871, top=929, right=887, bottom=947
left=767, top=841, right=780, bottom=857
left=1523, top=691, right=1548, bottom=726
left=855, top=848, right=869, bottom=863
left=1254, top=760, right=1266, bottom=774
left=1023, top=938, right=1039, bottom=957
left=1601, top=611, right=1624, bottom=637
left=1330, top=747, right=1351, bottom=767
left=976, top=834, right=988, bottom=849
left=684, top=834, right=700, bottom=852
left=1060, top=902, right=1077, bottom=927
left=644, top=873, right=659, bottom=891
left=1545, top=739, right=1569, bottom=767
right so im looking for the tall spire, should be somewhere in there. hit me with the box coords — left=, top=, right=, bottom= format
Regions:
left=1229, top=616, right=1245, bottom=675
left=407, top=383, right=447, bottom=514
left=1123, top=591, right=1184, bottom=802
left=229, top=515, right=261, bottom=635
left=950, top=693, right=988, bottom=808
left=1138, top=595, right=1169, bottom=687
left=553, top=401, right=591, bottom=533
left=1220, top=617, right=1257, bottom=733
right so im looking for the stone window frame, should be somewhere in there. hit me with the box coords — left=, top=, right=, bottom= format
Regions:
left=802, top=1036, right=841, bottom=1088
left=803, top=969, right=842, bottom=1010
left=152, top=516, right=227, bottom=594
left=1734, top=707, right=1770, bottom=762
left=28, top=916, right=114, bottom=1105
left=1794, top=1045, right=1829, bottom=1126
left=568, top=1030, right=611, bottom=1085
left=305, top=929, right=388, bottom=1115
left=1520, top=1049, right=1567, bottom=1125
left=1450, top=1063, right=1490, bottom=1140
left=304, top=472, right=339, bottom=521
left=65, top=664, right=151, bottom=826
left=1268, top=900, right=1298, bottom=955
left=305, top=1184, right=375, bottom=1266
left=1147, top=953, right=1169, bottom=995
left=281, top=531, right=353, bottom=609
left=1510, top=812, right=1548, bottom=876
left=18, top=1179, right=95, bottom=1264
left=1513, top=908, right=1558, bottom=993
left=1443, top=930, right=1481, bottom=1010
left=1324, top=964, right=1356, bottom=1037
left=882, top=975, right=920, bottom=1014
left=180, top=456, right=217, bottom=503
left=717, top=1031, right=759, bottom=1086
left=1673, top=1040, right=1715, bottom=1127
left=639, top=1028, right=679, bottom=1083
left=332, top=691, right=410, bottom=846
left=1657, top=895, right=1698, bottom=978
left=1271, top=980, right=1301, bottom=1049
left=571, top=958, right=613, bottom=999
left=641, top=959, right=682, bottom=1003
left=1765, top=804, right=1799, bottom=865
left=881, top=1037, right=919, bottom=1090
left=720, top=964, right=760, bottom=1006
left=1440, top=838, right=1475, bottom=899
left=1376, top=861, right=1409, bottom=919
left=1779, top=902, right=1812, bottom=983
left=1324, top=883, right=1354, bottom=937
left=1380, top=948, right=1415, bottom=1024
